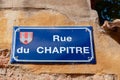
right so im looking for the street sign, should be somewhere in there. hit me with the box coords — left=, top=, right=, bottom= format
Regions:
left=11, top=26, right=96, bottom=63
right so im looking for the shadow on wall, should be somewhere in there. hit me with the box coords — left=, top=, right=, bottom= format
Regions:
left=91, top=0, right=120, bottom=44
left=91, top=0, right=120, bottom=25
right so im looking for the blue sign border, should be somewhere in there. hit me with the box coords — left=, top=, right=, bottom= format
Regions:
left=11, top=26, right=95, bottom=63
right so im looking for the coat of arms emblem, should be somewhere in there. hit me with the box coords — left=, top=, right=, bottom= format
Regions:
left=20, top=32, right=33, bottom=45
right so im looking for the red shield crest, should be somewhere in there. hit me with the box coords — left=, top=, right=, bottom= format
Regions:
left=20, top=32, right=33, bottom=45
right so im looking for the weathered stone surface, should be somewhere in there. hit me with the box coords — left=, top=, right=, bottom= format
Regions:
left=102, top=19, right=120, bottom=44
left=0, top=49, right=9, bottom=67
left=0, top=0, right=90, bottom=22
left=0, top=0, right=12, bottom=8
left=0, top=67, right=116, bottom=80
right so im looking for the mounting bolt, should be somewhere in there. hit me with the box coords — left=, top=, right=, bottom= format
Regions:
left=15, top=56, right=18, bottom=59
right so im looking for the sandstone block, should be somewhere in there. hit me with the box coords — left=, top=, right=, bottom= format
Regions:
left=0, top=0, right=91, bottom=22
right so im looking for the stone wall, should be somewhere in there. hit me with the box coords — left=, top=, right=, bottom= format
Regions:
left=0, top=0, right=120, bottom=80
